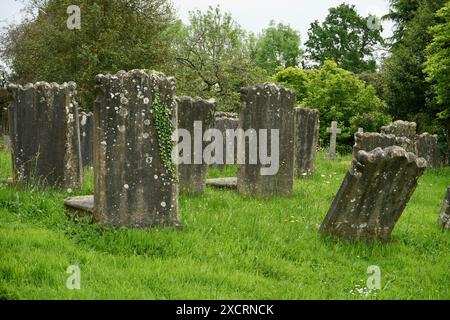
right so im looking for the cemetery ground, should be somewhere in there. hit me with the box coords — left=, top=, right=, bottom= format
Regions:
left=0, top=147, right=449, bottom=300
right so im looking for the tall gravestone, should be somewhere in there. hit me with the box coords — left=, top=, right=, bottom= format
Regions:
left=294, top=107, right=320, bottom=176
left=79, top=112, right=94, bottom=168
left=177, top=96, right=215, bottom=193
left=320, top=146, right=427, bottom=242
left=439, top=187, right=450, bottom=229
left=94, top=70, right=179, bottom=228
left=214, top=112, right=239, bottom=170
left=415, top=133, right=441, bottom=168
left=238, top=83, right=295, bottom=197
left=353, top=132, right=415, bottom=159
left=7, top=82, right=82, bottom=189
left=381, top=120, right=417, bottom=141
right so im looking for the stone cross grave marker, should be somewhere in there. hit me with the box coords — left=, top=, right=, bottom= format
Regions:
left=327, top=121, right=341, bottom=158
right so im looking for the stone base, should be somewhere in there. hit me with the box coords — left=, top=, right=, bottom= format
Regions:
left=206, top=177, right=238, bottom=189
left=64, top=195, right=94, bottom=218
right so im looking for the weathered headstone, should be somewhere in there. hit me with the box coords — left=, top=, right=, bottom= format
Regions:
left=2, top=134, right=10, bottom=147
left=415, top=133, right=441, bottom=168
left=7, top=82, right=82, bottom=189
left=381, top=120, right=417, bottom=141
left=94, top=70, right=179, bottom=228
left=327, top=121, right=341, bottom=158
left=353, top=132, right=415, bottom=159
left=358, top=128, right=364, bottom=134
left=320, top=146, right=427, bottom=242
left=237, top=83, right=295, bottom=197
left=176, top=96, right=215, bottom=193
left=294, top=107, right=320, bottom=176
left=79, top=112, right=94, bottom=168
left=439, top=187, right=450, bottom=229
left=214, top=111, right=239, bottom=170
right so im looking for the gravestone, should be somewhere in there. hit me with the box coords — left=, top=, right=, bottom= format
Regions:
left=2, top=134, right=10, bottom=147
left=94, top=70, right=179, bottom=228
left=327, top=121, right=341, bottom=158
left=353, top=132, right=415, bottom=159
left=214, top=112, right=239, bottom=170
left=439, top=187, right=449, bottom=229
left=79, top=112, right=94, bottom=168
left=7, top=82, right=82, bottom=189
left=381, top=120, right=417, bottom=141
left=358, top=128, right=364, bottom=134
left=237, top=83, right=295, bottom=197
left=176, top=96, right=215, bottom=193
left=320, top=146, right=427, bottom=242
left=294, top=107, right=320, bottom=176
left=415, top=133, right=441, bottom=168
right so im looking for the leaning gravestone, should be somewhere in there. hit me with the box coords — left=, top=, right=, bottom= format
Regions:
left=415, top=133, right=441, bottom=168
left=7, top=82, right=82, bottom=189
left=294, top=107, right=320, bottom=176
left=439, top=187, right=450, bottom=229
left=214, top=111, right=239, bottom=170
left=320, top=146, right=427, bottom=242
left=353, top=132, right=415, bottom=159
left=381, top=120, right=417, bottom=141
left=238, top=83, right=295, bottom=197
left=177, top=96, right=215, bottom=193
left=94, top=70, right=179, bottom=228
left=79, top=112, right=94, bottom=168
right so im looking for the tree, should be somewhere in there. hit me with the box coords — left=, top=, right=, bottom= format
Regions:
left=171, top=6, right=266, bottom=112
left=253, top=21, right=303, bottom=75
left=424, top=1, right=450, bottom=161
left=274, top=61, right=389, bottom=152
left=1, top=0, right=177, bottom=110
left=305, top=3, right=384, bottom=73
left=384, top=0, right=422, bottom=44
left=382, top=0, right=446, bottom=130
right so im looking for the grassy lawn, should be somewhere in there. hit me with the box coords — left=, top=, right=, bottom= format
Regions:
left=0, top=148, right=449, bottom=300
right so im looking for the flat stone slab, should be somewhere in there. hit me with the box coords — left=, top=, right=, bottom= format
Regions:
left=64, top=195, right=94, bottom=218
left=206, top=177, right=238, bottom=189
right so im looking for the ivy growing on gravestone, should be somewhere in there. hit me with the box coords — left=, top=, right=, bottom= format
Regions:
left=152, top=89, right=175, bottom=178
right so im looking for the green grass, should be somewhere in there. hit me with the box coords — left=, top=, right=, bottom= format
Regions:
left=0, top=150, right=449, bottom=300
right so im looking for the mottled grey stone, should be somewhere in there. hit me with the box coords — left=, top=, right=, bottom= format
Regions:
left=415, top=133, right=441, bottom=168
left=439, top=187, right=450, bottom=229
left=79, top=112, right=94, bottom=168
left=381, top=120, right=417, bottom=141
left=238, top=83, right=295, bottom=197
left=176, top=96, right=215, bottom=193
left=94, top=70, right=179, bottom=228
left=206, top=177, right=238, bottom=189
left=294, top=107, right=320, bottom=176
left=64, top=195, right=94, bottom=218
left=7, top=82, right=82, bottom=189
left=320, top=146, right=427, bottom=242
left=353, top=132, right=415, bottom=158
left=213, top=112, right=239, bottom=170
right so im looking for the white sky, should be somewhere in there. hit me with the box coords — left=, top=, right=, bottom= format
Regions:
left=0, top=0, right=394, bottom=68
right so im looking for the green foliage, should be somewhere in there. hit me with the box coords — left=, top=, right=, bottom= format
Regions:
left=152, top=90, right=175, bottom=178
left=170, top=6, right=266, bottom=112
left=425, top=2, right=450, bottom=116
left=350, top=112, right=393, bottom=134
left=305, top=3, right=384, bottom=73
left=253, top=21, right=303, bottom=75
left=1, top=0, right=176, bottom=111
left=0, top=149, right=449, bottom=299
left=384, top=0, right=422, bottom=44
left=274, top=61, right=389, bottom=150
left=271, top=67, right=310, bottom=102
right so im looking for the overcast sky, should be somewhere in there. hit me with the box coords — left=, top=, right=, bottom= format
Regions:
left=0, top=0, right=393, bottom=67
